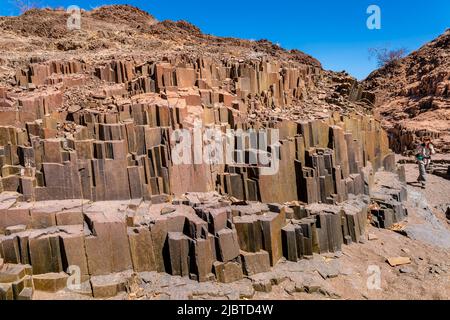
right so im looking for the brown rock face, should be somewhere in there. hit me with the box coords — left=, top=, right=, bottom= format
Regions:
left=364, top=29, right=450, bottom=153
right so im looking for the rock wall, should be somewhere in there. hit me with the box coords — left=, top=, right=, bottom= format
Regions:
left=0, top=179, right=407, bottom=299
left=387, top=124, right=447, bottom=154
left=0, top=57, right=393, bottom=204
left=0, top=56, right=400, bottom=300
left=364, top=29, right=450, bottom=154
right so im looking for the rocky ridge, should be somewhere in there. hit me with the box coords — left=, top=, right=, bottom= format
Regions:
left=364, top=29, right=450, bottom=153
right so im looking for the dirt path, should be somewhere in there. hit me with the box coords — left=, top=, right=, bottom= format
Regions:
left=401, top=154, right=450, bottom=227
left=404, top=167, right=449, bottom=205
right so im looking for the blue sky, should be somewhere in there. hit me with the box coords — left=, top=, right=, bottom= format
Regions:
left=1, top=0, right=449, bottom=79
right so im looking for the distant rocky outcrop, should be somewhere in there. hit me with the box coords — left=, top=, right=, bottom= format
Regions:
left=364, top=29, right=450, bottom=153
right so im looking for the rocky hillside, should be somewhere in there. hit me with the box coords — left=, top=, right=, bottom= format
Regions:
left=0, top=5, right=319, bottom=64
left=364, top=30, right=450, bottom=153
left=0, top=5, right=372, bottom=119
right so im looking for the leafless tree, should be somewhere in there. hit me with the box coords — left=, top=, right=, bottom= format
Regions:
left=10, top=0, right=40, bottom=14
left=369, top=47, right=408, bottom=68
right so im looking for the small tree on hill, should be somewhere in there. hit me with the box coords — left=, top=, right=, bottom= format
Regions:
left=10, top=0, right=40, bottom=14
left=369, top=47, right=408, bottom=67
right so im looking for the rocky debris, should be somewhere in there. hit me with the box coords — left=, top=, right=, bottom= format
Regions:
left=136, top=271, right=256, bottom=300
left=428, top=263, right=448, bottom=275
left=0, top=6, right=324, bottom=67
left=0, top=9, right=70, bottom=39
left=125, top=273, right=145, bottom=300
left=90, top=5, right=157, bottom=31
left=252, top=279, right=272, bottom=293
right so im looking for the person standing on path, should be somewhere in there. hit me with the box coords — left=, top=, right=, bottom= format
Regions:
left=415, top=141, right=427, bottom=188
left=415, top=138, right=436, bottom=188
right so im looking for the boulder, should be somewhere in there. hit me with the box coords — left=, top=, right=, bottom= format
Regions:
left=240, top=250, right=270, bottom=276
left=216, top=228, right=240, bottom=262
left=33, top=272, right=69, bottom=293
left=213, top=261, right=243, bottom=283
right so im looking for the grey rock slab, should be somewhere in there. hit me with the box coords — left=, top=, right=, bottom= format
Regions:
left=403, top=224, right=450, bottom=249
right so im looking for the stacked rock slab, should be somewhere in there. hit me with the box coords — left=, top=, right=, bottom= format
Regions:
left=0, top=55, right=403, bottom=299
left=0, top=56, right=393, bottom=204
left=0, top=170, right=407, bottom=299
left=0, top=108, right=391, bottom=204
left=387, top=124, right=447, bottom=154
left=369, top=171, right=409, bottom=229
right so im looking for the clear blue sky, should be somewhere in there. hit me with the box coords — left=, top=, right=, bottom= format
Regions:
left=1, top=0, right=449, bottom=79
